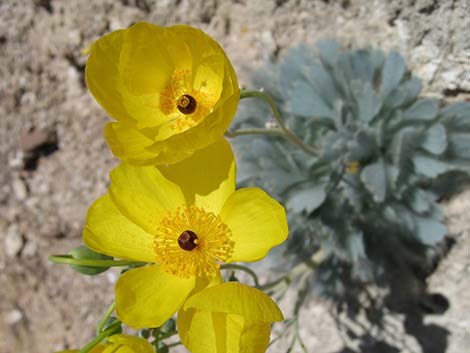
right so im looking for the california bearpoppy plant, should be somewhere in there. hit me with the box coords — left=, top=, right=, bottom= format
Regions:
left=85, top=22, right=240, bottom=165
left=83, top=138, right=288, bottom=328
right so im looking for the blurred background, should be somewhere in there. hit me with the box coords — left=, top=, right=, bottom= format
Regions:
left=0, top=1, right=469, bottom=352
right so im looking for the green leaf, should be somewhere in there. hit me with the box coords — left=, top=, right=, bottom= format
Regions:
left=422, top=124, right=447, bottom=155
left=391, top=128, right=421, bottom=184
left=67, top=245, right=113, bottom=276
left=287, top=79, right=335, bottom=118
left=415, top=217, right=447, bottom=245
left=402, top=99, right=438, bottom=120
left=408, top=188, right=434, bottom=214
left=381, top=52, right=406, bottom=96
left=413, top=154, right=450, bottom=178
left=354, top=82, right=383, bottom=123
left=360, top=158, right=387, bottom=203
left=160, top=318, right=176, bottom=334
left=448, top=133, right=470, bottom=159
left=385, top=77, right=422, bottom=109
left=316, top=39, right=341, bottom=68
left=286, top=183, right=327, bottom=214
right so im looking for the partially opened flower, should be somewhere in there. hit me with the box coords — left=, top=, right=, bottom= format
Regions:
left=85, top=22, right=239, bottom=165
left=178, top=282, right=284, bottom=353
left=83, top=138, right=288, bottom=328
left=55, top=334, right=155, bottom=353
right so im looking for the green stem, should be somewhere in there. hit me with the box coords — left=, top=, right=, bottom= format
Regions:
left=48, top=255, right=145, bottom=268
left=220, top=264, right=260, bottom=287
left=225, top=128, right=284, bottom=138
left=239, top=90, right=319, bottom=156
left=96, top=302, right=116, bottom=334
left=78, top=321, right=121, bottom=353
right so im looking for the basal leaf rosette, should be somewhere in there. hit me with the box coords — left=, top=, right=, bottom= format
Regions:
left=55, top=334, right=155, bottom=353
left=83, top=138, right=288, bottom=328
left=85, top=22, right=240, bottom=165
left=179, top=282, right=284, bottom=353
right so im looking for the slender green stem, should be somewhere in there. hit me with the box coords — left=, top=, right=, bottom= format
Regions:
left=239, top=90, right=319, bottom=156
left=220, top=264, right=260, bottom=287
left=78, top=321, right=121, bottom=353
left=225, top=128, right=284, bottom=138
left=96, top=302, right=116, bottom=334
left=48, top=255, right=145, bottom=268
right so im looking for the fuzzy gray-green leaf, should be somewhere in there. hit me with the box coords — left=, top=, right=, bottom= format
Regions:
left=286, top=183, right=327, bottom=214
left=360, top=158, right=387, bottom=203
left=413, top=154, right=450, bottom=178
left=381, top=52, right=406, bottom=96
left=402, top=99, right=438, bottom=120
left=421, top=124, right=447, bottom=155
left=415, top=217, right=447, bottom=245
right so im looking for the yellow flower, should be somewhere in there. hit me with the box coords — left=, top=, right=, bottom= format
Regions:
left=179, top=282, right=284, bottom=353
left=55, top=334, right=155, bottom=353
left=83, top=138, right=288, bottom=328
left=85, top=22, right=239, bottom=165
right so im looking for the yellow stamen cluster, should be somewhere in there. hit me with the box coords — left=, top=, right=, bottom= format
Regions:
left=159, top=69, right=215, bottom=132
left=154, top=205, right=234, bottom=278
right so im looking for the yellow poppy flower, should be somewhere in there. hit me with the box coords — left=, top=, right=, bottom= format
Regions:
left=83, top=138, right=288, bottom=328
left=178, top=282, right=284, bottom=353
left=85, top=22, right=239, bottom=165
left=55, top=334, right=154, bottom=353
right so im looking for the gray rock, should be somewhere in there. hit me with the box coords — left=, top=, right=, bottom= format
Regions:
left=4, top=224, right=24, bottom=257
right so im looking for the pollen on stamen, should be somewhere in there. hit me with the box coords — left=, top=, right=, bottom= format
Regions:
left=154, top=205, right=234, bottom=279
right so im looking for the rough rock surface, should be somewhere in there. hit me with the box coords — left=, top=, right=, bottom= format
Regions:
left=0, top=1, right=469, bottom=352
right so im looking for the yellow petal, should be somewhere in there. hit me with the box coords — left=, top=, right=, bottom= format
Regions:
left=85, top=30, right=134, bottom=125
left=184, top=282, right=284, bottom=322
left=177, top=309, right=271, bottom=353
left=115, top=265, right=195, bottom=329
left=105, top=334, right=155, bottom=353
left=109, top=163, right=184, bottom=234
left=104, top=123, right=159, bottom=165
left=83, top=194, right=156, bottom=262
left=219, top=188, right=288, bottom=262
left=238, top=320, right=271, bottom=353
left=158, top=138, right=235, bottom=214
left=120, top=23, right=192, bottom=96
left=177, top=310, right=218, bottom=353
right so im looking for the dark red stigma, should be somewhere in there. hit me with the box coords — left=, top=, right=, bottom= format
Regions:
left=178, top=230, right=198, bottom=251
left=177, top=94, right=197, bottom=115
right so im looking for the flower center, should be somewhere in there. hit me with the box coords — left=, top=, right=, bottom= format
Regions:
left=159, top=69, right=216, bottom=133
left=178, top=230, right=199, bottom=251
left=177, top=94, right=197, bottom=115
left=154, top=205, right=234, bottom=278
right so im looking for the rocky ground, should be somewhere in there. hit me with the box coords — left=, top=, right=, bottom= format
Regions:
left=0, top=1, right=469, bottom=352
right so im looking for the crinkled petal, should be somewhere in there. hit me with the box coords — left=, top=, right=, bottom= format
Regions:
left=104, top=123, right=160, bottom=165
left=120, top=22, right=179, bottom=96
left=184, top=282, right=283, bottom=322
left=83, top=194, right=156, bottom=262
left=220, top=188, right=288, bottom=262
left=158, top=138, right=235, bottom=214
left=109, top=163, right=184, bottom=235
left=105, top=334, right=155, bottom=353
left=85, top=30, right=134, bottom=125
left=116, top=264, right=195, bottom=329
